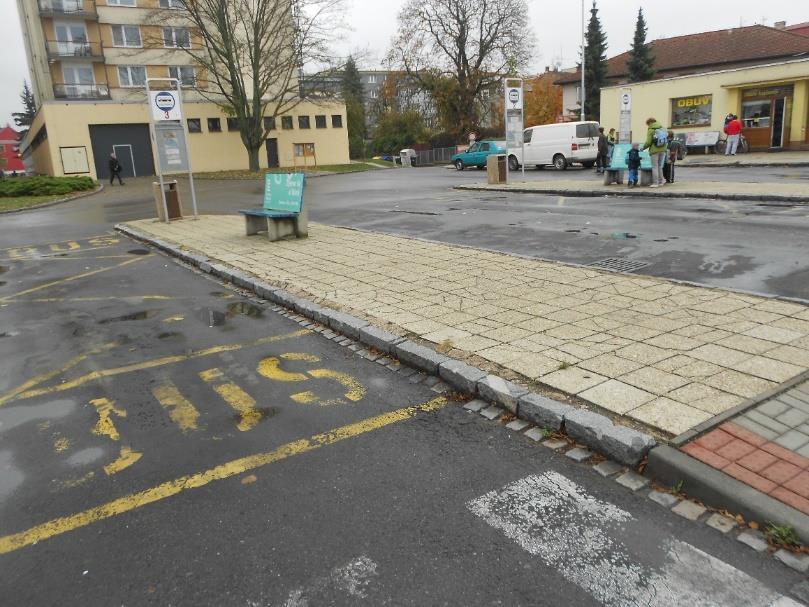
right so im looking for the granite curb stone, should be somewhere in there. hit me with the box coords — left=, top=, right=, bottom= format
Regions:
left=477, top=375, right=528, bottom=414
left=564, top=409, right=656, bottom=467
left=394, top=341, right=450, bottom=375
left=518, top=393, right=572, bottom=431
left=438, top=359, right=487, bottom=395
left=359, top=326, right=404, bottom=355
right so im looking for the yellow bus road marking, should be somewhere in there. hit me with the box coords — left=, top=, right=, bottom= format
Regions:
left=0, top=257, right=144, bottom=303
left=90, top=398, right=126, bottom=441
left=199, top=368, right=262, bottom=431
left=3, top=295, right=175, bottom=304
left=152, top=382, right=200, bottom=432
left=49, top=241, right=81, bottom=252
left=103, top=446, right=142, bottom=476
left=0, top=234, right=114, bottom=253
left=0, top=342, right=119, bottom=407
left=0, top=396, right=447, bottom=556
left=0, top=255, right=143, bottom=263
left=7, top=329, right=311, bottom=405
left=307, top=369, right=366, bottom=402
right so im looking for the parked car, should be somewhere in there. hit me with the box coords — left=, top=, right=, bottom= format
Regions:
left=451, top=140, right=506, bottom=171
left=508, top=121, right=599, bottom=171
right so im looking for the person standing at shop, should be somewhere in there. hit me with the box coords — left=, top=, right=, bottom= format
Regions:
left=596, top=127, right=609, bottom=174
left=724, top=114, right=743, bottom=155
left=641, top=117, right=668, bottom=187
left=607, top=128, right=617, bottom=163
left=665, top=131, right=682, bottom=183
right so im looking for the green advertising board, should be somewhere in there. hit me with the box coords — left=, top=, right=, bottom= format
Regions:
left=263, top=173, right=305, bottom=213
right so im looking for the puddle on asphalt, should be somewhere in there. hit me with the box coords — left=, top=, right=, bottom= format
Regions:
left=0, top=266, right=8, bottom=274
left=0, top=400, right=77, bottom=433
left=654, top=239, right=669, bottom=242
left=157, top=331, right=183, bottom=340
left=209, top=291, right=234, bottom=298
left=0, top=281, right=6, bottom=286
left=98, top=310, right=159, bottom=324
left=127, top=249, right=151, bottom=256
left=565, top=229, right=581, bottom=233
left=608, top=232, right=637, bottom=240
left=66, top=447, right=105, bottom=467
left=197, top=301, right=264, bottom=327
left=0, top=331, right=19, bottom=338
left=0, top=451, right=24, bottom=500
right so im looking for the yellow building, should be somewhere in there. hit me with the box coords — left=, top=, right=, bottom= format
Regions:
left=16, top=0, right=349, bottom=178
left=601, top=58, right=809, bottom=151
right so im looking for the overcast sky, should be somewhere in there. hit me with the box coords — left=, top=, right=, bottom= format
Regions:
left=2, top=0, right=807, bottom=128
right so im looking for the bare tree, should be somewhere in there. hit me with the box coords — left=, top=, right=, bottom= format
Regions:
left=163, top=0, right=345, bottom=170
left=389, top=0, right=533, bottom=139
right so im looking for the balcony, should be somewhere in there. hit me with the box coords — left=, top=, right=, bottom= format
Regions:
left=46, top=40, right=104, bottom=61
left=38, top=0, right=97, bottom=19
left=53, top=83, right=110, bottom=100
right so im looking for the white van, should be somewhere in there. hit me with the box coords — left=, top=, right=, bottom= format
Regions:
left=508, top=121, right=600, bottom=170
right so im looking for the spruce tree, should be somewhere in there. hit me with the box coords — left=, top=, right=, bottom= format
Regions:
left=627, top=8, right=655, bottom=82
left=583, top=0, right=608, bottom=120
left=341, top=57, right=367, bottom=158
left=12, top=81, right=37, bottom=138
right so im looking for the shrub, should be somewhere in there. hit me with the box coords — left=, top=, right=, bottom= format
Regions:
left=0, top=176, right=95, bottom=198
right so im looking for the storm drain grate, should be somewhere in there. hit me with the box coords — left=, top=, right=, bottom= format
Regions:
left=586, top=257, right=650, bottom=273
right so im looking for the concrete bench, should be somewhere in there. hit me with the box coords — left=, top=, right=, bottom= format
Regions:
left=604, top=143, right=653, bottom=186
left=239, top=174, right=308, bottom=241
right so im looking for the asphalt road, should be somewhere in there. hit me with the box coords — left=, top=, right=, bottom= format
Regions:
left=4, top=164, right=807, bottom=301
left=1, top=205, right=808, bottom=604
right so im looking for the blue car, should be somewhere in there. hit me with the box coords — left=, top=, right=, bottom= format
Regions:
left=451, top=140, right=506, bottom=171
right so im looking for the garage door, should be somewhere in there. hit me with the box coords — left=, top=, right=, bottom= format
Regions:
left=89, top=124, right=155, bottom=179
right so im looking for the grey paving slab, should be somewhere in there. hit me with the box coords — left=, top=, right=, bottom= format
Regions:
left=672, top=500, right=707, bottom=521
left=615, top=471, right=649, bottom=491
left=505, top=419, right=530, bottom=431
left=737, top=530, right=770, bottom=552
left=463, top=399, right=487, bottom=412
left=797, top=443, right=809, bottom=459
left=758, top=400, right=791, bottom=418
left=780, top=394, right=809, bottom=413
left=734, top=416, right=778, bottom=440
left=745, top=410, right=791, bottom=434
left=774, top=429, right=809, bottom=451
left=775, top=550, right=809, bottom=574
left=524, top=427, right=546, bottom=442
left=480, top=405, right=504, bottom=420
left=705, top=513, right=737, bottom=534
left=593, top=460, right=624, bottom=477
left=541, top=438, right=568, bottom=450
left=649, top=490, right=680, bottom=508
left=565, top=447, right=594, bottom=463
left=777, top=408, right=809, bottom=427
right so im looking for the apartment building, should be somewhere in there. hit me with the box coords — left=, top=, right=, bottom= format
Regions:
left=16, top=0, right=349, bottom=178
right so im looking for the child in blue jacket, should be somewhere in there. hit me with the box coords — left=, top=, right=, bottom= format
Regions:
left=625, top=143, right=641, bottom=187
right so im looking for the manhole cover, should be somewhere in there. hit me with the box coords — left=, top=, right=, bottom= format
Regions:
left=586, top=258, right=649, bottom=273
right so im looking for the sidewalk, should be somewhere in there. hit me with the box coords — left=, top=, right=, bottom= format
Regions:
left=121, top=217, right=809, bottom=531
left=457, top=180, right=809, bottom=203
left=680, top=150, right=809, bottom=168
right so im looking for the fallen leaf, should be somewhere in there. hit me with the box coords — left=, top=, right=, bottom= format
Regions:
left=241, top=474, right=257, bottom=485
left=749, top=521, right=759, bottom=530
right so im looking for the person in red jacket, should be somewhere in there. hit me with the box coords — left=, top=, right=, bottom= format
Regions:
left=724, top=114, right=743, bottom=155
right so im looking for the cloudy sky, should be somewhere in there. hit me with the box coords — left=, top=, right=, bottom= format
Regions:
left=2, top=0, right=808, bottom=127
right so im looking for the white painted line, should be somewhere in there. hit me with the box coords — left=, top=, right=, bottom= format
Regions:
left=282, top=555, right=378, bottom=606
left=467, top=472, right=802, bottom=607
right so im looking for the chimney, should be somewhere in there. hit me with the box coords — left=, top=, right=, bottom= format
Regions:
left=774, top=21, right=786, bottom=29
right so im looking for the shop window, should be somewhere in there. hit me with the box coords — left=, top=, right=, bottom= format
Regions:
left=331, top=114, right=343, bottom=128
left=315, top=115, right=327, bottom=129
left=294, top=143, right=316, bottom=157
left=187, top=118, right=202, bottom=133
left=298, top=115, right=310, bottom=129
left=263, top=116, right=276, bottom=131
left=281, top=116, right=293, bottom=130
left=207, top=118, right=221, bottom=132
left=742, top=101, right=771, bottom=128
left=227, top=117, right=240, bottom=131
left=670, top=94, right=712, bottom=128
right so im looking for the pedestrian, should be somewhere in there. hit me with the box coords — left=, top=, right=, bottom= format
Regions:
left=607, top=127, right=616, bottom=163
left=596, top=127, right=609, bottom=173
left=625, top=143, right=641, bottom=187
left=641, top=117, right=668, bottom=187
left=724, top=113, right=734, bottom=128
left=724, top=114, right=743, bottom=156
left=109, top=152, right=124, bottom=185
left=666, top=131, right=682, bottom=183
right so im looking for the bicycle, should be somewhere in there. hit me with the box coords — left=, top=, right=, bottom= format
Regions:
left=714, top=133, right=750, bottom=155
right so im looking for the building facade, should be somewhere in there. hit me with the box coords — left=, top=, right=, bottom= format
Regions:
left=16, top=0, right=349, bottom=178
left=0, top=126, right=26, bottom=174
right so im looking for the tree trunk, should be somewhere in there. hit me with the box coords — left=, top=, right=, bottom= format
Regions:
left=247, top=145, right=261, bottom=172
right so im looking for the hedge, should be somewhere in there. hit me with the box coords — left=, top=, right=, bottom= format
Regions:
left=0, top=176, right=96, bottom=198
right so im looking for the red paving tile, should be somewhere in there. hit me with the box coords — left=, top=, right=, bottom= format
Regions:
left=694, top=428, right=735, bottom=451
left=736, top=449, right=778, bottom=473
left=715, top=438, right=757, bottom=461
left=783, top=471, right=809, bottom=499
left=759, top=460, right=803, bottom=484
left=760, top=442, right=809, bottom=469
left=720, top=422, right=768, bottom=447
left=770, top=487, right=809, bottom=516
left=723, top=463, right=778, bottom=494
left=682, top=443, right=731, bottom=469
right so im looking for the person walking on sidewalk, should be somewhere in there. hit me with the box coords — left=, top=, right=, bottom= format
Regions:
left=724, top=114, right=743, bottom=156
left=108, top=153, right=124, bottom=186
left=596, top=127, right=609, bottom=173
left=641, top=117, right=668, bottom=187
left=625, top=143, right=641, bottom=187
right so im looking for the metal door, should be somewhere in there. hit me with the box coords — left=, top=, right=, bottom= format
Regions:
left=266, top=138, right=279, bottom=168
left=112, top=144, right=136, bottom=178
left=771, top=98, right=786, bottom=148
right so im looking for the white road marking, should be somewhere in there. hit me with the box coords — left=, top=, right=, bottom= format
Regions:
left=282, top=556, right=378, bottom=606
left=468, top=472, right=803, bottom=607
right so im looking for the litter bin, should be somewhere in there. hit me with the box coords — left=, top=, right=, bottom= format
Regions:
left=152, top=180, right=183, bottom=221
left=487, top=154, right=507, bottom=184
left=399, top=149, right=417, bottom=167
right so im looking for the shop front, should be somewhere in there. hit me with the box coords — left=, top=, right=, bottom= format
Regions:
left=739, top=85, right=793, bottom=150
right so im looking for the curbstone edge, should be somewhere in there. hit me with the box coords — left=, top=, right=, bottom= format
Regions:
left=438, top=359, right=486, bottom=395
left=394, top=341, right=450, bottom=374
left=477, top=375, right=528, bottom=414
left=564, top=408, right=655, bottom=467
left=517, top=393, right=573, bottom=431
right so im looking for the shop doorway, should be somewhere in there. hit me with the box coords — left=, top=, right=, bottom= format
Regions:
left=266, top=138, right=279, bottom=168
left=771, top=98, right=786, bottom=148
left=112, top=144, right=136, bottom=178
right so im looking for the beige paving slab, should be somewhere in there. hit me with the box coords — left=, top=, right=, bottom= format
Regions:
left=125, top=217, right=809, bottom=436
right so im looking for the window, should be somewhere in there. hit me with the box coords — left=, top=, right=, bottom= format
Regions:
left=575, top=123, right=599, bottom=138
left=370, top=89, right=378, bottom=99
left=108, top=0, right=136, bottom=6
left=187, top=118, right=201, bottom=133
left=294, top=143, right=315, bottom=157
left=111, top=25, right=141, bottom=47
left=298, top=115, right=310, bottom=129
left=315, top=115, right=326, bottom=129
left=163, top=27, right=190, bottom=48
left=281, top=116, right=293, bottom=130
left=670, top=94, right=712, bottom=128
left=227, top=117, right=240, bottom=131
left=207, top=118, right=221, bottom=132
left=169, top=66, right=195, bottom=87
left=523, top=129, right=532, bottom=143
left=263, top=116, right=275, bottom=131
left=117, top=65, right=146, bottom=87
left=742, top=101, right=771, bottom=128
left=367, top=74, right=376, bottom=84
left=479, top=142, right=490, bottom=151
left=159, top=0, right=184, bottom=7
left=331, top=114, right=342, bottom=128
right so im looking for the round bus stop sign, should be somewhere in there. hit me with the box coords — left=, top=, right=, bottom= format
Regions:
left=154, top=92, right=176, bottom=119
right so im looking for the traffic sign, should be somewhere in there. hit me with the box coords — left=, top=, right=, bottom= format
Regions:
left=150, top=90, right=183, bottom=121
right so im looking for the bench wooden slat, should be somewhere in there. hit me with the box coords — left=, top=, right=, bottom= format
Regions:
left=239, top=209, right=298, bottom=219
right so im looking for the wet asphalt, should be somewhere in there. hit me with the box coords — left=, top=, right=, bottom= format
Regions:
left=1, top=174, right=808, bottom=605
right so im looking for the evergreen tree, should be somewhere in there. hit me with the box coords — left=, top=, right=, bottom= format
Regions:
left=627, top=8, right=655, bottom=82
left=12, top=81, right=36, bottom=138
left=341, top=57, right=367, bottom=158
left=583, top=0, right=608, bottom=120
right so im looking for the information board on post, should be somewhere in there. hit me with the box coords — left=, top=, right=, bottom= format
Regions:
left=619, top=90, right=632, bottom=144
left=263, top=173, right=305, bottom=213
left=504, top=78, right=524, bottom=181
left=154, top=122, right=189, bottom=173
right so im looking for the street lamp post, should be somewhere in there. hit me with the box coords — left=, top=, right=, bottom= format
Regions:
left=580, top=0, right=586, bottom=121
